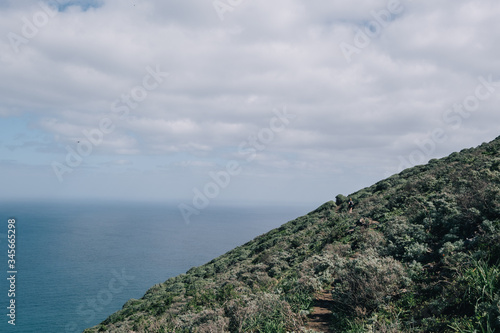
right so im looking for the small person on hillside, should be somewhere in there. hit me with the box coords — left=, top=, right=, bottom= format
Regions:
left=348, top=198, right=354, bottom=213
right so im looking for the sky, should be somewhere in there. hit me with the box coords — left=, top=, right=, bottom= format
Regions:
left=1, top=0, right=500, bottom=211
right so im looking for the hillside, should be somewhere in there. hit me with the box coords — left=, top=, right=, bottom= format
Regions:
left=85, top=136, right=500, bottom=333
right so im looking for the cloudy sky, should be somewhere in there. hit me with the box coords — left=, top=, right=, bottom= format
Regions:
left=1, top=0, right=499, bottom=208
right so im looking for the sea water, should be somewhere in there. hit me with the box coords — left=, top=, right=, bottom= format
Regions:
left=0, top=200, right=313, bottom=333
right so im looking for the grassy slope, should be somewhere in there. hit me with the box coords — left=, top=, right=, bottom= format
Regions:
left=85, top=135, right=500, bottom=333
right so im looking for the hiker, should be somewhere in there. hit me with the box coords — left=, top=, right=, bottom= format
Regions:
left=348, top=198, right=354, bottom=213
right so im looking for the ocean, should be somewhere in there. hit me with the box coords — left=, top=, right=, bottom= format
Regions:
left=0, top=200, right=313, bottom=333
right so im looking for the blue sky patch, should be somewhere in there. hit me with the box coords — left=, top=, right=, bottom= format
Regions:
left=53, top=0, right=104, bottom=12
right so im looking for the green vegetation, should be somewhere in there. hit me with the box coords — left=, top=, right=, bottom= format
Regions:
left=85, top=135, right=500, bottom=332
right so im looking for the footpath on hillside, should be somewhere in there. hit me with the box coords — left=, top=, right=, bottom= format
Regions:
left=305, top=290, right=334, bottom=333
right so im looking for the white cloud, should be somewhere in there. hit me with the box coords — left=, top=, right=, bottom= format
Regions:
left=1, top=0, right=500, bottom=203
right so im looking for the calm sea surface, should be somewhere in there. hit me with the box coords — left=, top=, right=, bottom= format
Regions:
left=0, top=200, right=314, bottom=333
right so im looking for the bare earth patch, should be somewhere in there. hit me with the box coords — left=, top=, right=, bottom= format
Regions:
left=305, top=290, right=334, bottom=333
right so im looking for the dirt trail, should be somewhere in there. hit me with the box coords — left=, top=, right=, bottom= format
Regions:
left=305, top=290, right=334, bottom=333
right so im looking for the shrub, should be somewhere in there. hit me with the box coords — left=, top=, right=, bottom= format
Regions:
left=403, top=242, right=429, bottom=262
left=352, top=228, right=386, bottom=254
left=332, top=254, right=408, bottom=315
left=226, top=293, right=303, bottom=332
left=457, top=259, right=500, bottom=332
left=336, top=194, right=347, bottom=206
left=382, top=216, right=429, bottom=261
left=279, top=276, right=315, bottom=312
